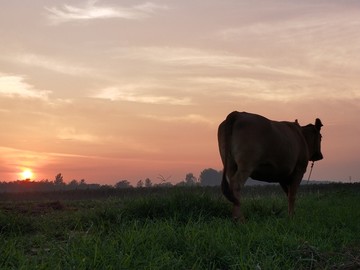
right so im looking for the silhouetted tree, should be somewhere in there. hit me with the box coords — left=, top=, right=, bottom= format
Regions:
left=54, top=173, right=64, bottom=185
left=68, top=179, right=79, bottom=189
left=199, top=168, right=222, bottom=186
left=184, top=173, right=197, bottom=186
left=144, top=178, right=152, bottom=188
left=114, top=180, right=131, bottom=189
left=136, top=179, right=144, bottom=188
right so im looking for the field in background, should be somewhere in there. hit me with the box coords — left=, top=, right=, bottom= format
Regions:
left=1, top=183, right=359, bottom=269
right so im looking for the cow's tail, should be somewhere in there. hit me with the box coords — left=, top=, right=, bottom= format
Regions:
left=219, top=112, right=240, bottom=205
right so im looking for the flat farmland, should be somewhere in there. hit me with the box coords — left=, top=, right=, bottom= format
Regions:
left=1, top=184, right=359, bottom=269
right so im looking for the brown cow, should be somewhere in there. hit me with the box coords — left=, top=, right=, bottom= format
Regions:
left=218, top=111, right=323, bottom=221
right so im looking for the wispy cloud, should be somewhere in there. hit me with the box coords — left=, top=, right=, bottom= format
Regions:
left=114, top=46, right=313, bottom=77
left=12, top=53, right=95, bottom=77
left=220, top=13, right=360, bottom=43
left=0, top=74, right=50, bottom=100
left=57, top=129, right=160, bottom=154
left=0, top=147, right=53, bottom=174
left=142, top=114, right=214, bottom=126
left=92, top=86, right=192, bottom=105
left=116, top=47, right=258, bottom=68
left=57, top=127, right=101, bottom=143
left=189, top=76, right=360, bottom=102
left=0, top=145, right=111, bottom=173
left=46, top=1, right=168, bottom=24
left=218, top=11, right=360, bottom=72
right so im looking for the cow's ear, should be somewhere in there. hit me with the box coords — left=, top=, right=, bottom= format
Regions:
left=315, top=118, right=323, bottom=130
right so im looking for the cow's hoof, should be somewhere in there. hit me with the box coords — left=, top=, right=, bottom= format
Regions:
left=232, top=216, right=246, bottom=224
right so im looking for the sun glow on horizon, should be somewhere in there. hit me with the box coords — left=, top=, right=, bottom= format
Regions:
left=21, top=169, right=34, bottom=180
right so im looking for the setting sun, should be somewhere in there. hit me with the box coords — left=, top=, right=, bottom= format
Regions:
left=21, top=169, right=33, bottom=180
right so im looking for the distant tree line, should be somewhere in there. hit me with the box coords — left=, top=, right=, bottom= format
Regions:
left=112, top=168, right=222, bottom=189
left=0, top=173, right=105, bottom=193
left=0, top=169, right=223, bottom=193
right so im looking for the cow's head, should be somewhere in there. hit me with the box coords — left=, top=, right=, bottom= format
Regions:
left=302, top=118, right=323, bottom=161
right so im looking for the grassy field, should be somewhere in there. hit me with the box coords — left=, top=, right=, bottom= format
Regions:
left=0, top=183, right=359, bottom=269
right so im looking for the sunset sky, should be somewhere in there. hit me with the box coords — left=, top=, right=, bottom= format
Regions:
left=1, top=0, right=359, bottom=185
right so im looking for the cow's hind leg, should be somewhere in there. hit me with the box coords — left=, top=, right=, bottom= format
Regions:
left=229, top=169, right=250, bottom=222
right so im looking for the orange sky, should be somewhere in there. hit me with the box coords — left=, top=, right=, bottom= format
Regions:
left=0, top=1, right=359, bottom=185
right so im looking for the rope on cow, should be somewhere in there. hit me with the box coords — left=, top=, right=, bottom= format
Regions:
left=307, top=161, right=315, bottom=183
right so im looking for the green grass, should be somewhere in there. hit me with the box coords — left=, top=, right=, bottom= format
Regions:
left=0, top=184, right=359, bottom=269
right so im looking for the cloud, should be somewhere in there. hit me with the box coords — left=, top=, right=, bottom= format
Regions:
left=12, top=53, right=95, bottom=77
left=57, top=128, right=100, bottom=143
left=188, top=76, right=360, bottom=102
left=142, top=114, right=214, bottom=126
left=114, top=46, right=313, bottom=77
left=218, top=2, right=360, bottom=40
left=218, top=9, right=360, bottom=72
left=0, top=74, right=50, bottom=100
left=0, top=147, right=51, bottom=173
left=46, top=1, right=168, bottom=24
left=0, top=146, right=110, bottom=172
left=92, top=86, right=192, bottom=105
left=116, top=46, right=257, bottom=67
left=56, top=129, right=160, bottom=155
